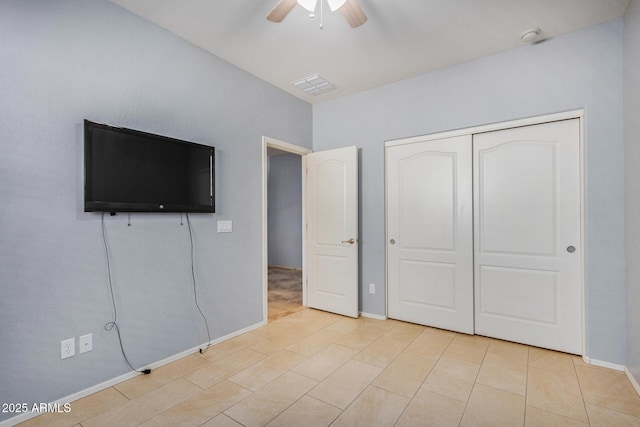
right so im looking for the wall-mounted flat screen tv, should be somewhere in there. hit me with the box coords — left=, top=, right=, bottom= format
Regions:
left=84, top=119, right=215, bottom=213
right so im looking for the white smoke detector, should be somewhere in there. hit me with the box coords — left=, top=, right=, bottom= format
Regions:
left=521, top=28, right=542, bottom=44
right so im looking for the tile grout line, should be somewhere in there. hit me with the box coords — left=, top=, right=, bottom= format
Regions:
left=333, top=327, right=415, bottom=425
left=456, top=335, right=491, bottom=426
left=304, top=322, right=376, bottom=422
left=306, top=321, right=407, bottom=425
left=572, top=354, right=592, bottom=425
left=390, top=328, right=451, bottom=426
left=523, top=345, right=530, bottom=426
left=404, top=330, right=464, bottom=424
left=220, top=313, right=337, bottom=426
left=281, top=318, right=352, bottom=426
left=112, top=385, right=130, bottom=401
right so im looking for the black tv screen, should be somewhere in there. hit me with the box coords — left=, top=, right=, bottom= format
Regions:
left=84, top=120, right=214, bottom=213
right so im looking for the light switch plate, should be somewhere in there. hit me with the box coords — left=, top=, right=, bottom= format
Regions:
left=217, top=220, right=233, bottom=233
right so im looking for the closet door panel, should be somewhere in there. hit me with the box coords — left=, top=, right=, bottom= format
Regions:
left=478, top=142, right=557, bottom=255
left=473, top=119, right=582, bottom=354
left=387, top=135, right=473, bottom=334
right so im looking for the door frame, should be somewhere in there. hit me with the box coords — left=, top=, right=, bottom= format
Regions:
left=384, top=109, right=586, bottom=355
left=261, top=136, right=312, bottom=323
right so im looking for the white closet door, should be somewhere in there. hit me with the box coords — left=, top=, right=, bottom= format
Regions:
left=473, top=119, right=582, bottom=354
left=387, top=135, right=473, bottom=333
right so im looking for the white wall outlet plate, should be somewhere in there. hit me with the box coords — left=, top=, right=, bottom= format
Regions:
left=79, top=333, right=93, bottom=354
left=61, top=338, right=75, bottom=359
left=369, top=283, right=375, bottom=294
left=217, top=220, right=233, bottom=233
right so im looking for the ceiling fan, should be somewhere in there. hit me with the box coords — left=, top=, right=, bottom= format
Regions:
left=267, top=0, right=368, bottom=28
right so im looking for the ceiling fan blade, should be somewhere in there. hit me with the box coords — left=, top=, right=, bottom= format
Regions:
left=338, top=0, right=367, bottom=28
left=266, top=0, right=298, bottom=23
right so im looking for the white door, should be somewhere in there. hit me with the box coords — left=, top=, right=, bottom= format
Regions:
left=387, top=136, right=474, bottom=333
left=306, top=146, right=359, bottom=318
left=473, top=119, right=582, bottom=354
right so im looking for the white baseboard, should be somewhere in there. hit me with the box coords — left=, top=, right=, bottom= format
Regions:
left=0, top=320, right=265, bottom=427
left=582, top=356, right=626, bottom=371
left=581, top=357, right=640, bottom=398
left=360, top=311, right=387, bottom=320
left=625, top=367, right=640, bottom=397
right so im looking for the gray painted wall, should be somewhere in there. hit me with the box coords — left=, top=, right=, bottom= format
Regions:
left=313, top=19, right=626, bottom=364
left=624, top=0, right=640, bottom=384
left=0, top=0, right=311, bottom=420
left=268, top=154, right=303, bottom=269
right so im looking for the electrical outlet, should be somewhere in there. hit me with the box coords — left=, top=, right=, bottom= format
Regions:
left=369, top=283, right=375, bottom=294
left=79, top=333, right=93, bottom=354
left=61, top=338, right=75, bottom=359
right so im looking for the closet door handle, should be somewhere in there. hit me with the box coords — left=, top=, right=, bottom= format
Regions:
left=567, top=246, right=576, bottom=253
left=389, top=239, right=396, bottom=245
left=342, top=238, right=357, bottom=245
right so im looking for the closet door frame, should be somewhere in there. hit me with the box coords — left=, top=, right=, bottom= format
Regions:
left=384, top=109, right=585, bottom=355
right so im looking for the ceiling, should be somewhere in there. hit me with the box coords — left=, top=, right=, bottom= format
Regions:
left=110, top=0, right=630, bottom=104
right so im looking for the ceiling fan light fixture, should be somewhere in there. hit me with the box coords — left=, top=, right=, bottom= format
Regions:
left=297, top=0, right=317, bottom=12
left=327, top=0, right=347, bottom=12
left=267, top=0, right=367, bottom=28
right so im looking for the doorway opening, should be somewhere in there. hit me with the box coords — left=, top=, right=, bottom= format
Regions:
left=262, top=137, right=311, bottom=323
left=267, top=266, right=303, bottom=321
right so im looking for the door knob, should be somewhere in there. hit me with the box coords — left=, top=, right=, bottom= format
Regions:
left=389, top=239, right=396, bottom=245
left=567, top=246, right=576, bottom=253
left=341, top=238, right=356, bottom=244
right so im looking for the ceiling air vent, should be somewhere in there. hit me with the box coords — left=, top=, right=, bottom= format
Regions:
left=292, top=74, right=336, bottom=96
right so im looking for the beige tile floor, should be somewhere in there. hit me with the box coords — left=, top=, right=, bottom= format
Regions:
left=18, top=307, right=640, bottom=427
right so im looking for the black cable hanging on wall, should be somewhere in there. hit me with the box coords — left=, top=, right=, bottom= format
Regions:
left=101, top=212, right=151, bottom=374
left=186, top=213, right=212, bottom=354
